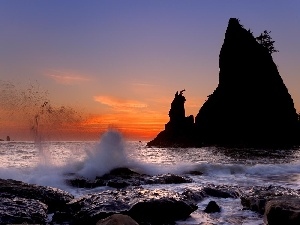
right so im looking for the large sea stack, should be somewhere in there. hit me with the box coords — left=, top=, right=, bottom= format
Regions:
left=148, top=18, right=299, bottom=148
left=195, top=18, right=298, bottom=147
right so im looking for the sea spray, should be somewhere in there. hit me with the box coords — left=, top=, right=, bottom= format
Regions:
left=0, top=80, right=85, bottom=141
left=77, top=130, right=129, bottom=179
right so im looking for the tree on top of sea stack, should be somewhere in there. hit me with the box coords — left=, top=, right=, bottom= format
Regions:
left=195, top=18, right=299, bottom=147
left=256, top=30, right=279, bottom=54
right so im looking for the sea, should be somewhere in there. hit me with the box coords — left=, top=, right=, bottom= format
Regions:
left=1, top=130, right=300, bottom=225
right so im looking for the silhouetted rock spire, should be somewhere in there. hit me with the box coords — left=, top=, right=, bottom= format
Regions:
left=166, top=90, right=188, bottom=130
left=195, top=18, right=298, bottom=147
left=147, top=90, right=195, bottom=147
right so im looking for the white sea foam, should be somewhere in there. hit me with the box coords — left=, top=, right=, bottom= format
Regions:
left=1, top=133, right=300, bottom=190
left=75, top=130, right=129, bottom=179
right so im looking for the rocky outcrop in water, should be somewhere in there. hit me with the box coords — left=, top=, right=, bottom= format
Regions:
left=147, top=90, right=195, bottom=147
left=67, top=167, right=193, bottom=189
left=182, top=184, right=240, bottom=204
left=0, top=178, right=74, bottom=212
left=204, top=201, right=221, bottom=213
left=0, top=196, right=47, bottom=224
left=2, top=175, right=300, bottom=225
left=148, top=18, right=299, bottom=148
left=195, top=18, right=299, bottom=147
left=0, top=178, right=74, bottom=224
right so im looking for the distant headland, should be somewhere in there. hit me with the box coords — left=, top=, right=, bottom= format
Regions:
left=148, top=18, right=300, bottom=148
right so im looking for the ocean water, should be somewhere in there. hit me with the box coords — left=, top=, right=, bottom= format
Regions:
left=1, top=130, right=300, bottom=225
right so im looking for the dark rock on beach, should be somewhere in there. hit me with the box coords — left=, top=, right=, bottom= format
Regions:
left=241, top=185, right=300, bottom=214
left=67, top=177, right=105, bottom=188
left=203, top=185, right=240, bottom=199
left=0, top=178, right=74, bottom=212
left=264, top=196, right=300, bottom=225
left=3, top=176, right=300, bottom=225
left=204, top=201, right=221, bottom=213
left=0, top=196, right=47, bottom=224
left=67, top=167, right=193, bottom=189
left=100, top=167, right=145, bottom=188
left=96, top=214, right=139, bottom=225
left=182, top=189, right=206, bottom=203
left=145, top=173, right=193, bottom=185
left=58, top=187, right=197, bottom=225
left=182, top=184, right=240, bottom=204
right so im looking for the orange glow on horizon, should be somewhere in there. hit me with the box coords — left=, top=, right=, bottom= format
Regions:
left=0, top=108, right=168, bottom=141
left=0, top=81, right=204, bottom=141
left=81, top=111, right=168, bottom=140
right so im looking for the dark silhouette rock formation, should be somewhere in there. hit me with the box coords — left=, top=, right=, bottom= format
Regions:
left=148, top=18, right=299, bottom=148
left=195, top=18, right=298, bottom=147
left=147, top=90, right=195, bottom=147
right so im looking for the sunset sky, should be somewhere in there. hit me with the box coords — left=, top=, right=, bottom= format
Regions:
left=0, top=1, right=299, bottom=141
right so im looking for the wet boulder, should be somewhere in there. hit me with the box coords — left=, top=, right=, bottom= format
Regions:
left=0, top=178, right=74, bottom=212
left=96, top=214, right=138, bottom=225
left=67, top=177, right=105, bottom=188
left=240, top=185, right=300, bottom=214
left=60, top=187, right=197, bottom=224
left=182, top=185, right=239, bottom=204
left=203, top=185, right=240, bottom=198
left=0, top=196, right=47, bottom=224
left=104, top=167, right=141, bottom=178
left=186, top=170, right=203, bottom=175
left=264, top=196, right=300, bottom=225
left=67, top=167, right=193, bottom=189
left=145, top=173, right=193, bottom=185
left=182, top=189, right=206, bottom=203
left=100, top=167, right=145, bottom=188
left=204, top=201, right=221, bottom=213
left=66, top=168, right=144, bottom=188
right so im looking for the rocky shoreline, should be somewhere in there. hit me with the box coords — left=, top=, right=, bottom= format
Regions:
left=0, top=167, right=300, bottom=224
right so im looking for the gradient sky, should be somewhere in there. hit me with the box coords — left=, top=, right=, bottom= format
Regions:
left=0, top=1, right=299, bottom=141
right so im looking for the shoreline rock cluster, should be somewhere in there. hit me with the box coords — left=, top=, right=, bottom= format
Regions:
left=0, top=168, right=300, bottom=224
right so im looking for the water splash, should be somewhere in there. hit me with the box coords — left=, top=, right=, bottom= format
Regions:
left=77, top=130, right=128, bottom=179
